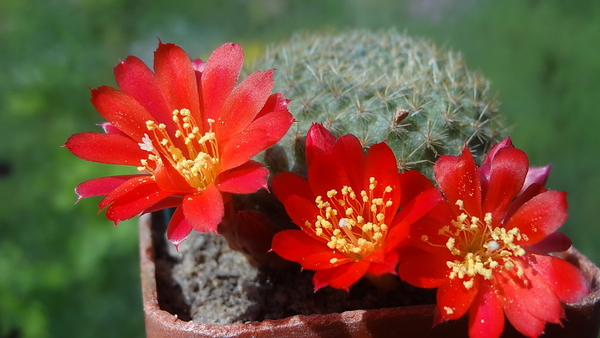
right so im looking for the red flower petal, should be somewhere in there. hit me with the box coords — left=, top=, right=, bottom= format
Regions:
left=104, top=182, right=172, bottom=225
left=153, top=42, right=201, bottom=120
left=331, top=134, right=365, bottom=190
left=95, top=80, right=164, bottom=139
left=181, top=184, right=224, bottom=233
left=65, top=132, right=147, bottom=166
left=434, top=147, right=482, bottom=217
left=367, top=250, right=400, bottom=275
left=219, top=110, right=294, bottom=171
left=468, top=282, right=504, bottom=338
left=436, top=276, right=480, bottom=321
left=153, top=161, right=195, bottom=193
left=502, top=299, right=546, bottom=338
left=504, top=182, right=546, bottom=222
left=364, top=142, right=401, bottom=212
left=98, top=122, right=126, bottom=136
left=167, top=206, right=193, bottom=246
left=282, top=195, right=321, bottom=238
left=522, top=253, right=589, bottom=303
left=389, top=187, right=443, bottom=248
left=271, top=172, right=314, bottom=205
left=407, top=199, right=455, bottom=251
left=255, top=92, right=290, bottom=119
left=312, top=260, right=371, bottom=292
left=527, top=231, right=572, bottom=252
left=142, top=196, right=182, bottom=214
left=505, top=190, right=568, bottom=247
left=271, top=229, right=347, bottom=270
left=216, top=161, right=269, bottom=194
left=201, top=43, right=243, bottom=121
left=478, top=136, right=514, bottom=183
left=397, top=170, right=437, bottom=206
left=482, top=148, right=529, bottom=221
left=90, top=87, right=155, bottom=141
left=98, top=176, right=156, bottom=210
left=521, top=165, right=551, bottom=195
left=74, top=175, right=143, bottom=201
left=218, top=69, right=275, bottom=141
left=496, top=266, right=564, bottom=336
left=307, top=154, right=350, bottom=199
left=397, top=248, right=451, bottom=289
left=305, top=123, right=337, bottom=167
left=114, top=55, right=172, bottom=126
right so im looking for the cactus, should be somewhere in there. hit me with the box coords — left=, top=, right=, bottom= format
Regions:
left=251, top=29, right=506, bottom=180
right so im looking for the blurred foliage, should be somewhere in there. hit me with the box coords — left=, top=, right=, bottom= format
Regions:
left=0, top=0, right=598, bottom=337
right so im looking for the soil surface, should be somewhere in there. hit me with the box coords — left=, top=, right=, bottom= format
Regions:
left=151, top=212, right=436, bottom=325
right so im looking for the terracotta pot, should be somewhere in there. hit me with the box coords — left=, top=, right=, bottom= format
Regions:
left=139, top=213, right=600, bottom=338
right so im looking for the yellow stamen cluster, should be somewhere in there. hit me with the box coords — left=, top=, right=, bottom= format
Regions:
left=422, top=199, right=527, bottom=289
left=137, top=109, right=220, bottom=190
left=306, top=177, right=394, bottom=261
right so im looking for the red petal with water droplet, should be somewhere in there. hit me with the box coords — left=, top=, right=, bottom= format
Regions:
left=467, top=282, right=504, bottom=338
left=436, top=276, right=480, bottom=322
left=482, top=147, right=528, bottom=221
left=182, top=184, right=224, bottom=233
left=434, top=147, right=482, bottom=217
left=305, top=123, right=337, bottom=167
left=167, top=206, right=193, bottom=246
left=113, top=55, right=172, bottom=128
left=217, top=161, right=269, bottom=194
left=75, top=175, right=144, bottom=202
left=505, top=190, right=568, bottom=247
left=218, top=69, right=274, bottom=141
left=201, top=43, right=243, bottom=121
left=271, top=229, right=347, bottom=271
left=65, top=132, right=147, bottom=166
left=154, top=42, right=201, bottom=120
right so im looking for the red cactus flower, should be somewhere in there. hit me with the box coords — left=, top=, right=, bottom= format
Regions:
left=398, top=137, right=589, bottom=338
left=271, top=124, right=441, bottom=291
left=65, top=42, right=294, bottom=244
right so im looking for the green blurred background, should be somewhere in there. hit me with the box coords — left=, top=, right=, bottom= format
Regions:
left=1, top=0, right=599, bottom=337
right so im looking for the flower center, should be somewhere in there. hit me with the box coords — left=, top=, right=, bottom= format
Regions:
left=422, top=199, right=528, bottom=290
left=137, top=109, right=220, bottom=190
left=305, top=177, right=394, bottom=262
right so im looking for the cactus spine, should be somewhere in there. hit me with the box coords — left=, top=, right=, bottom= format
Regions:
left=251, top=29, right=506, bottom=180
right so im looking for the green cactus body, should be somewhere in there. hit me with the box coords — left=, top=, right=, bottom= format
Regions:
left=252, top=29, right=506, bottom=180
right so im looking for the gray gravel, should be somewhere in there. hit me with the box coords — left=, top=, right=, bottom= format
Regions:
left=156, top=228, right=436, bottom=325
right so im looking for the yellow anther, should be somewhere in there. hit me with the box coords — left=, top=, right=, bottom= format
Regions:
left=305, top=179, right=395, bottom=262
left=463, top=279, right=474, bottom=289
left=140, top=109, right=220, bottom=190
left=431, top=200, right=527, bottom=289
